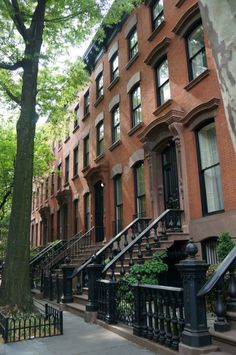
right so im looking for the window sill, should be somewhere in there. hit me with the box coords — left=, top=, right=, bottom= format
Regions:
left=148, top=21, right=166, bottom=42
left=153, top=99, right=172, bottom=117
left=109, top=140, right=121, bottom=151
left=184, top=69, right=210, bottom=92
left=125, top=52, right=139, bottom=70
left=108, top=76, right=120, bottom=91
left=63, top=182, right=69, bottom=188
left=94, top=153, right=105, bottom=163
left=82, top=111, right=90, bottom=121
left=72, top=174, right=79, bottom=181
left=202, top=209, right=225, bottom=218
left=94, top=95, right=104, bottom=108
left=82, top=165, right=90, bottom=174
left=58, top=146, right=62, bottom=152
left=64, top=136, right=70, bottom=144
left=176, top=0, right=185, bottom=7
left=128, top=122, right=143, bottom=136
left=72, top=125, right=80, bottom=134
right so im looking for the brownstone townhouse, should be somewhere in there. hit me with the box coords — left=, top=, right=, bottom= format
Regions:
left=31, top=0, right=236, bottom=278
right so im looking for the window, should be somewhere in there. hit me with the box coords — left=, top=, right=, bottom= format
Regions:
left=74, top=199, right=79, bottom=236
left=57, top=164, right=61, bottom=190
left=51, top=173, right=55, bottom=195
left=84, top=193, right=90, bottom=231
left=114, top=175, right=123, bottom=234
left=96, top=73, right=103, bottom=99
left=36, top=187, right=39, bottom=208
left=128, top=28, right=138, bottom=60
left=74, top=105, right=79, bottom=128
left=84, top=91, right=90, bottom=115
left=50, top=213, right=54, bottom=241
left=36, top=223, right=38, bottom=246
left=97, top=122, right=104, bottom=156
left=110, top=52, right=119, bottom=82
left=111, top=106, right=121, bottom=143
left=45, top=178, right=49, bottom=200
left=65, top=156, right=69, bottom=184
left=197, top=122, right=224, bottom=215
left=186, top=23, right=207, bottom=80
left=156, top=58, right=170, bottom=105
left=134, top=163, right=146, bottom=217
left=40, top=221, right=43, bottom=246
left=151, top=0, right=164, bottom=31
left=31, top=224, right=34, bottom=247
left=83, top=135, right=89, bottom=168
left=130, top=85, right=142, bottom=127
left=57, top=209, right=61, bottom=239
left=73, top=146, right=79, bottom=176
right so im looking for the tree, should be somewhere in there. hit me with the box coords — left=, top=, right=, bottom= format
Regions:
left=0, top=0, right=141, bottom=309
left=199, top=0, right=236, bottom=152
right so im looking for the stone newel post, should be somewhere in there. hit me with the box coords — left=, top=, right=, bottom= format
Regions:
left=177, top=239, right=216, bottom=353
left=61, top=259, right=75, bottom=304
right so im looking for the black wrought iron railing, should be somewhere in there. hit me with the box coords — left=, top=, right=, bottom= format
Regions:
left=0, top=302, right=63, bottom=343
left=96, top=279, right=184, bottom=350
left=102, top=209, right=182, bottom=280
left=43, top=228, right=93, bottom=273
left=70, top=217, right=151, bottom=290
left=30, top=240, right=64, bottom=268
left=198, top=246, right=236, bottom=331
left=132, top=283, right=184, bottom=350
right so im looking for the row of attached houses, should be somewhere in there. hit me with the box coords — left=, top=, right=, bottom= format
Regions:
left=31, top=0, right=236, bottom=271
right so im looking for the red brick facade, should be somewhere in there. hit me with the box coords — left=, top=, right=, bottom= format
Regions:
left=31, top=0, right=236, bottom=259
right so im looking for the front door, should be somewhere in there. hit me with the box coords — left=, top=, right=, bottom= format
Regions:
left=161, top=142, right=180, bottom=209
left=94, top=181, right=104, bottom=242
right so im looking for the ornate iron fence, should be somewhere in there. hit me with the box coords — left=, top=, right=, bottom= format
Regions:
left=43, top=272, right=63, bottom=303
left=0, top=303, right=63, bottom=343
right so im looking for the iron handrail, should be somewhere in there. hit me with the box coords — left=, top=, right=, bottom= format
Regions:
left=44, top=227, right=94, bottom=272
left=198, top=246, right=236, bottom=297
left=102, top=209, right=182, bottom=276
left=70, top=217, right=151, bottom=279
left=30, top=240, right=64, bottom=266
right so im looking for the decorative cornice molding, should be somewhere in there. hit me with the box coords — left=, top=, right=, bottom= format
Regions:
left=172, top=3, right=200, bottom=36
left=144, top=37, right=171, bottom=67
left=139, top=109, right=185, bottom=142
left=183, top=98, right=220, bottom=127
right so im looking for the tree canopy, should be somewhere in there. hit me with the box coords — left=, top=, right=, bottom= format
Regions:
left=0, top=0, right=142, bottom=309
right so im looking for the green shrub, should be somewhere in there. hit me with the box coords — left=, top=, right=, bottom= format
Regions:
left=124, top=251, right=168, bottom=285
left=216, top=232, right=235, bottom=262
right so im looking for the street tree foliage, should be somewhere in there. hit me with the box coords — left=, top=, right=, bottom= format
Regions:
left=0, top=0, right=141, bottom=309
left=0, top=119, right=55, bottom=221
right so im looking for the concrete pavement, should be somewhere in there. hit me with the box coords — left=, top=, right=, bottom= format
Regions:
left=0, top=311, right=156, bottom=355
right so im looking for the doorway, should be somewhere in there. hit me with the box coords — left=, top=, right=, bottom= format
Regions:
left=94, top=181, right=104, bottom=242
left=161, top=142, right=180, bottom=209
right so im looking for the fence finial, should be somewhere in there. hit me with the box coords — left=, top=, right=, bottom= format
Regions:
left=186, top=238, right=198, bottom=259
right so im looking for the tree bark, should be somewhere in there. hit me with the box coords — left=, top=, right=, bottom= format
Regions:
left=199, top=0, right=236, bottom=152
left=0, top=0, right=46, bottom=309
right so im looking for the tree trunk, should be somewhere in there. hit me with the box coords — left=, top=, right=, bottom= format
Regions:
left=199, top=0, right=236, bottom=152
left=0, top=0, right=46, bottom=309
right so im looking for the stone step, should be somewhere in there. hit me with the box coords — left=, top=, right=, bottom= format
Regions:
left=210, top=327, right=236, bottom=355
left=227, top=311, right=236, bottom=330
left=73, top=294, right=88, bottom=306
left=63, top=302, right=85, bottom=318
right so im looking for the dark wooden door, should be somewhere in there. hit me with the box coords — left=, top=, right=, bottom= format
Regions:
left=94, top=181, right=104, bottom=242
left=161, top=143, right=180, bottom=209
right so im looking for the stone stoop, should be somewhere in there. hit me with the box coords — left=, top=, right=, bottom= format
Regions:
left=210, top=328, right=236, bottom=355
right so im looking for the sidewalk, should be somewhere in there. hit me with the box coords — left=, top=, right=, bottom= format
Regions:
left=0, top=311, right=156, bottom=355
